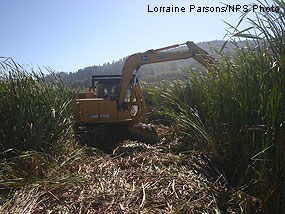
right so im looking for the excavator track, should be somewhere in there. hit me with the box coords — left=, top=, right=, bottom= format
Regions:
left=74, top=123, right=159, bottom=152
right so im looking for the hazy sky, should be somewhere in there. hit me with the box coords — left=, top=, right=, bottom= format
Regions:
left=0, top=0, right=274, bottom=72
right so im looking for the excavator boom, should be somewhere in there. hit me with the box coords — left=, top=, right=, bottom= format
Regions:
left=118, top=41, right=215, bottom=108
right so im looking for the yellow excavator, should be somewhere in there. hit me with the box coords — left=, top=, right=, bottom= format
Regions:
left=71, top=41, right=215, bottom=145
left=71, top=42, right=214, bottom=125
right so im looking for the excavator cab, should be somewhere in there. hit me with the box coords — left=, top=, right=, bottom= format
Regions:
left=71, top=74, right=146, bottom=126
left=91, top=75, right=121, bottom=99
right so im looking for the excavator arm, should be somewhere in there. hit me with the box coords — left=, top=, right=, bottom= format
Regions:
left=118, top=41, right=215, bottom=108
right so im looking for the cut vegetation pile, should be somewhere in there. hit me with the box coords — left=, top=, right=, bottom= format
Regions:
left=1, top=139, right=228, bottom=213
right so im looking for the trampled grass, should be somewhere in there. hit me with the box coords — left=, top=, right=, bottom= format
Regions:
left=1, top=140, right=229, bottom=213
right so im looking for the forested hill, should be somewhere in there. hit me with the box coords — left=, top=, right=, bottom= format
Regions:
left=58, top=40, right=242, bottom=87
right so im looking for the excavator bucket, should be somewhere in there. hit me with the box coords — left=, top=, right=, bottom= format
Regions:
left=128, top=122, right=159, bottom=144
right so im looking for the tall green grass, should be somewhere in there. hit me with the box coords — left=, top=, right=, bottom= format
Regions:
left=159, top=0, right=284, bottom=212
left=0, top=58, right=81, bottom=197
left=0, top=58, right=73, bottom=154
